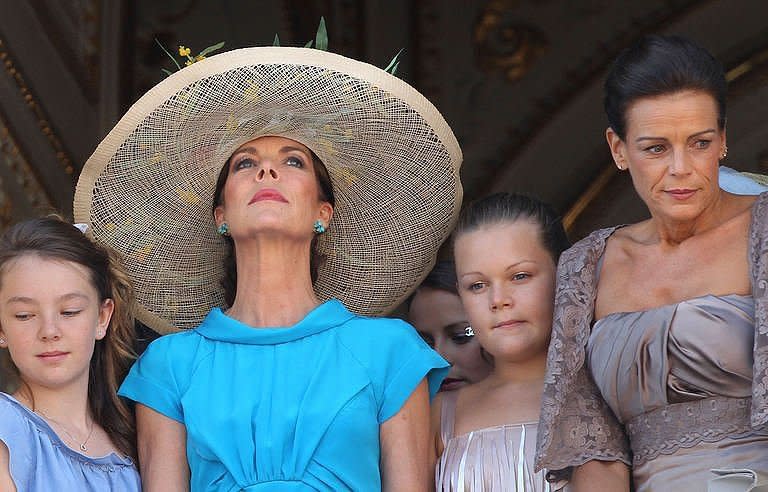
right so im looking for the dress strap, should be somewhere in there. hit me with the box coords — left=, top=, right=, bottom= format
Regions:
left=440, top=390, right=459, bottom=445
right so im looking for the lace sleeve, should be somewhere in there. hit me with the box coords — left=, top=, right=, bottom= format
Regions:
left=749, top=192, right=768, bottom=430
left=535, top=228, right=631, bottom=476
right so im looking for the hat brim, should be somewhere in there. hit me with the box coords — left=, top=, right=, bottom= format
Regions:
left=74, top=47, right=462, bottom=334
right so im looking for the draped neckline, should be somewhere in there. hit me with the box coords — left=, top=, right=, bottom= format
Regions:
left=195, top=299, right=355, bottom=345
left=593, top=293, right=754, bottom=325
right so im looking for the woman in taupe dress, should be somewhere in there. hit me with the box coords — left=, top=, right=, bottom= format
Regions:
left=535, top=35, right=768, bottom=491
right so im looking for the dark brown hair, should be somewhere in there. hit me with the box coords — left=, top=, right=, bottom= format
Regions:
left=453, top=192, right=570, bottom=264
left=213, top=145, right=335, bottom=307
left=418, top=260, right=459, bottom=296
left=0, top=217, right=137, bottom=459
left=604, top=35, right=727, bottom=140
left=406, top=260, right=459, bottom=311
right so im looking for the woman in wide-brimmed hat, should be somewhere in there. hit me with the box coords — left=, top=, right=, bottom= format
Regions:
left=74, top=45, right=462, bottom=490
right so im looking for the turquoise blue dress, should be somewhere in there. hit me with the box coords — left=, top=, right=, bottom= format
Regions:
left=119, top=299, right=448, bottom=491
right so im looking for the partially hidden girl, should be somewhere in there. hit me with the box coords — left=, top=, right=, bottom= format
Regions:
left=409, top=261, right=493, bottom=392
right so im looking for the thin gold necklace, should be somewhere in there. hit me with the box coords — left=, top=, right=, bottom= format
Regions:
left=36, top=409, right=95, bottom=452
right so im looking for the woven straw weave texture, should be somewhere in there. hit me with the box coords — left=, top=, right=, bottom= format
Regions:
left=74, top=47, right=463, bottom=334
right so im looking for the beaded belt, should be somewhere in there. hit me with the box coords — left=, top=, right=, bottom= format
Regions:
left=625, top=396, right=757, bottom=466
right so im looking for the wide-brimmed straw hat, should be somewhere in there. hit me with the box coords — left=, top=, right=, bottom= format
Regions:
left=74, top=47, right=463, bottom=334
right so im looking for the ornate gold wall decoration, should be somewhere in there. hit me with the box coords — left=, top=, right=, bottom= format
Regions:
left=0, top=112, right=52, bottom=229
left=0, top=115, right=53, bottom=227
left=0, top=38, right=76, bottom=177
left=474, top=0, right=548, bottom=82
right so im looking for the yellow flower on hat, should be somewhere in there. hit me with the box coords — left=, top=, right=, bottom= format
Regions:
left=224, top=114, right=241, bottom=134
left=335, top=166, right=358, bottom=186
left=243, top=81, right=260, bottom=104
left=150, top=151, right=166, bottom=164
left=133, top=242, right=155, bottom=262
left=176, top=188, right=201, bottom=204
left=178, top=46, right=191, bottom=57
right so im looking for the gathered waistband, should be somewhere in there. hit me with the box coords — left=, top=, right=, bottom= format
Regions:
left=625, top=397, right=758, bottom=466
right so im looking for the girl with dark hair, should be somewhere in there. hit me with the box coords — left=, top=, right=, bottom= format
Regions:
left=0, top=217, right=140, bottom=491
left=431, top=192, right=570, bottom=491
left=536, top=34, right=768, bottom=491
left=409, top=261, right=493, bottom=392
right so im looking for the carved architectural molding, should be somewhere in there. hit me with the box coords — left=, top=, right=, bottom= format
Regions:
left=0, top=38, right=75, bottom=177
left=33, top=0, right=101, bottom=100
left=0, top=113, right=53, bottom=226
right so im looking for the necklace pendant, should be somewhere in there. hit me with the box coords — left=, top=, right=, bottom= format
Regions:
left=80, top=443, right=87, bottom=452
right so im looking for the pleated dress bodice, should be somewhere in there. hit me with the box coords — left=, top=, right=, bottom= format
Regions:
left=436, top=390, right=567, bottom=492
left=587, top=294, right=768, bottom=491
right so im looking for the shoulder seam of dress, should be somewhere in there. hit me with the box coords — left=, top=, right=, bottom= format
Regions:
left=332, top=330, right=376, bottom=393
left=174, top=333, right=216, bottom=395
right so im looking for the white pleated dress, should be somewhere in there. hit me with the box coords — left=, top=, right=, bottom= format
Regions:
left=435, top=390, right=568, bottom=491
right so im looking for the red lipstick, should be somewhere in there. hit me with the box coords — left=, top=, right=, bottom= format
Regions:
left=439, top=378, right=466, bottom=392
left=249, top=188, right=288, bottom=204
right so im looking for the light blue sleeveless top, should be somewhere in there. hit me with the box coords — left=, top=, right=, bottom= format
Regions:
left=0, top=392, right=141, bottom=491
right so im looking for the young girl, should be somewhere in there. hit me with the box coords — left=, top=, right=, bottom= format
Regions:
left=432, top=193, right=570, bottom=491
left=0, top=217, right=140, bottom=491
left=409, top=261, right=492, bottom=392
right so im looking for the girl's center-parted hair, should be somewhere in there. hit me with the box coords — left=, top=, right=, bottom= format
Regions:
left=213, top=145, right=336, bottom=307
left=604, top=34, right=728, bottom=141
left=0, top=217, right=137, bottom=459
left=452, top=192, right=570, bottom=265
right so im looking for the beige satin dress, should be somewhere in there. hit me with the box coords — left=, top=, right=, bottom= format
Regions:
left=436, top=390, right=568, bottom=491
left=587, top=294, right=768, bottom=491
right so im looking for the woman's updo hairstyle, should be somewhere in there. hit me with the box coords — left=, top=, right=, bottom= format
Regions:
left=604, top=35, right=727, bottom=140
left=453, top=192, right=570, bottom=265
